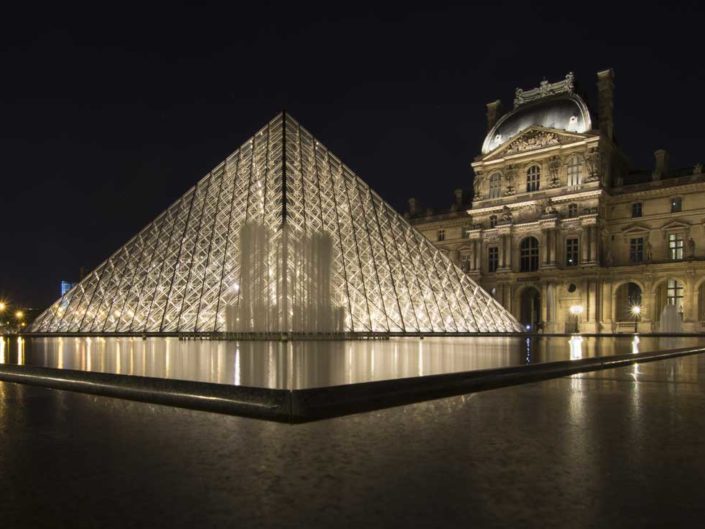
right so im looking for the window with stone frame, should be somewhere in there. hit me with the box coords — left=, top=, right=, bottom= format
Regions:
left=629, top=237, right=644, bottom=263
left=566, top=237, right=579, bottom=266
left=567, top=203, right=578, bottom=217
left=437, top=229, right=445, bottom=242
left=669, top=233, right=684, bottom=260
left=671, top=197, right=682, bottom=213
left=489, top=173, right=501, bottom=199
left=460, top=254, right=471, bottom=273
left=667, top=279, right=684, bottom=313
left=631, top=202, right=643, bottom=218
left=489, top=215, right=497, bottom=228
left=566, top=155, right=583, bottom=188
left=520, top=237, right=539, bottom=272
left=488, top=246, right=499, bottom=272
left=526, top=165, right=541, bottom=192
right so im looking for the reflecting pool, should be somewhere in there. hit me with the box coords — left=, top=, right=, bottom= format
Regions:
left=1, top=335, right=704, bottom=389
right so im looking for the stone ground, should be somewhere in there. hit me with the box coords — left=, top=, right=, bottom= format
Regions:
left=1, top=354, right=704, bottom=528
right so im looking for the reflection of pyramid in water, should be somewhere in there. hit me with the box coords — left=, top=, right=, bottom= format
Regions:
left=31, top=113, right=522, bottom=334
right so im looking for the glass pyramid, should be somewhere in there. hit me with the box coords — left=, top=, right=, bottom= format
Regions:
left=31, top=114, right=522, bottom=335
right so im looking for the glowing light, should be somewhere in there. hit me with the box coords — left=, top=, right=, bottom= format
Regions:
left=569, top=305, right=584, bottom=316
left=14, top=310, right=24, bottom=320
left=569, top=335, right=584, bottom=360
left=631, top=305, right=641, bottom=316
left=0, top=302, right=6, bottom=312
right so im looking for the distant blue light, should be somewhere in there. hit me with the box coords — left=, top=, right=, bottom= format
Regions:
left=60, top=281, right=74, bottom=296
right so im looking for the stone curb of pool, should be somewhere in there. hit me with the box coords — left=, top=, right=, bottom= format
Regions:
left=1, top=346, right=704, bottom=423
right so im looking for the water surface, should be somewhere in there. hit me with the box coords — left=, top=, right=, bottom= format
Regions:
left=1, top=335, right=703, bottom=389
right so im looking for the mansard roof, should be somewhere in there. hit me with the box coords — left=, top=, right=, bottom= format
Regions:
left=482, top=73, right=593, bottom=155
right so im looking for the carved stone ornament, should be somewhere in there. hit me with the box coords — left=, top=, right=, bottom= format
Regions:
left=503, top=165, right=516, bottom=195
left=500, top=206, right=513, bottom=223
left=694, top=163, right=702, bottom=175
left=505, top=130, right=561, bottom=155
left=542, top=200, right=557, bottom=215
left=514, top=72, right=575, bottom=108
left=585, top=149, right=601, bottom=182
left=473, top=173, right=484, bottom=199
left=548, top=155, right=562, bottom=187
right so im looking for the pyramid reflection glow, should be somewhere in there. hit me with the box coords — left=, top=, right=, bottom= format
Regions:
left=31, top=114, right=522, bottom=334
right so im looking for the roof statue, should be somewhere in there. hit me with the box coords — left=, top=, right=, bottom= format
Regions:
left=31, top=113, right=522, bottom=335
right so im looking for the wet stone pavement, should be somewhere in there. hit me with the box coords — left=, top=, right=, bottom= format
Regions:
left=1, top=353, right=705, bottom=528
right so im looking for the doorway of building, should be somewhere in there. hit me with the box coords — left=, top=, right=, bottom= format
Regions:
left=520, top=287, right=541, bottom=331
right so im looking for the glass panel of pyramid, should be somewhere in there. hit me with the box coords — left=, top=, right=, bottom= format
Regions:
left=30, top=113, right=522, bottom=334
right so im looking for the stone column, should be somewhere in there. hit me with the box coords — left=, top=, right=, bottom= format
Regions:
left=645, top=286, right=657, bottom=331
left=505, top=234, right=513, bottom=271
left=602, top=281, right=613, bottom=332
left=684, top=276, right=697, bottom=324
left=581, top=228, right=590, bottom=264
left=540, top=283, right=548, bottom=325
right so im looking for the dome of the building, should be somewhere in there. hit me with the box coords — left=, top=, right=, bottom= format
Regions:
left=482, top=94, right=592, bottom=154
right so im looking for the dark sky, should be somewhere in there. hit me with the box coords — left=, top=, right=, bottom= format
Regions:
left=2, top=0, right=704, bottom=309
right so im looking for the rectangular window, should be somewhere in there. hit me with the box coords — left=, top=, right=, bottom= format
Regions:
left=460, top=254, right=470, bottom=273
left=488, top=246, right=499, bottom=272
left=669, top=233, right=684, bottom=260
left=671, top=197, right=682, bottom=213
left=489, top=215, right=497, bottom=228
left=566, top=238, right=579, bottom=267
left=629, top=237, right=644, bottom=263
left=667, top=279, right=684, bottom=311
left=631, top=202, right=642, bottom=218
left=568, top=203, right=578, bottom=217
left=437, top=229, right=445, bottom=242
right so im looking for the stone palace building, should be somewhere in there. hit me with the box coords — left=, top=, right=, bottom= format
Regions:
left=408, top=70, right=705, bottom=333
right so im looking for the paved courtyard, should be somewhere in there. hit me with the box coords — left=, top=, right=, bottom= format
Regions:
left=1, top=354, right=704, bottom=528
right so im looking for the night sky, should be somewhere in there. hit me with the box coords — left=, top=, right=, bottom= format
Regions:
left=2, top=1, right=704, bottom=309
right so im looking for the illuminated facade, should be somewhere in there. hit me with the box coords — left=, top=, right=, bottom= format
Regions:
left=410, top=70, right=705, bottom=333
left=31, top=113, right=521, bottom=335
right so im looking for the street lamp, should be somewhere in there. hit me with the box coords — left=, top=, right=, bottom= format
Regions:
left=630, top=305, right=641, bottom=333
left=569, top=304, right=584, bottom=333
left=14, top=310, right=24, bottom=320
left=0, top=302, right=6, bottom=313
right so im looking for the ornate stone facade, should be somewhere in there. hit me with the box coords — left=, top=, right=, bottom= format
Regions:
left=409, top=70, right=705, bottom=333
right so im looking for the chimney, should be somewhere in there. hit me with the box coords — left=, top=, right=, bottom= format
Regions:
left=486, top=100, right=503, bottom=131
left=652, top=149, right=669, bottom=180
left=596, top=69, right=615, bottom=141
left=453, top=188, right=464, bottom=206
left=408, top=197, right=419, bottom=216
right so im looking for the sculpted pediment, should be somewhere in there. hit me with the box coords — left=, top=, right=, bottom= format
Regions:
left=481, top=126, right=591, bottom=161
left=621, top=223, right=651, bottom=235
left=661, top=220, right=691, bottom=231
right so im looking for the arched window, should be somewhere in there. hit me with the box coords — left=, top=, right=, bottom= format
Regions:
left=520, top=237, right=539, bottom=272
left=489, top=173, right=501, bottom=199
left=526, top=165, right=541, bottom=192
left=567, top=155, right=583, bottom=188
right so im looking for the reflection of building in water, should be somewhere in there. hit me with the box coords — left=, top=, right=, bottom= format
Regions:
left=569, top=335, right=583, bottom=360
left=410, top=69, right=705, bottom=333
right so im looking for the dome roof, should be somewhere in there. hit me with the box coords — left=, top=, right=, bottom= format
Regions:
left=482, top=94, right=592, bottom=154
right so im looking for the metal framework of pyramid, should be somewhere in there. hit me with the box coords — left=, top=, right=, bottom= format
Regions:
left=31, top=113, right=522, bottom=335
